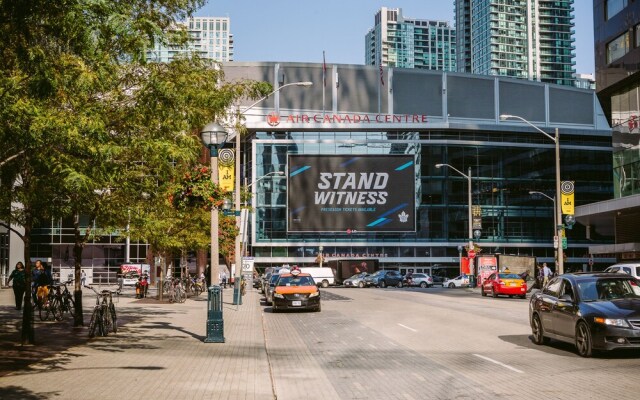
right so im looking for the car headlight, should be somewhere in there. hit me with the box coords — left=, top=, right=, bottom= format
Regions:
left=594, top=317, right=630, bottom=328
left=273, top=293, right=284, bottom=299
left=309, top=291, right=319, bottom=298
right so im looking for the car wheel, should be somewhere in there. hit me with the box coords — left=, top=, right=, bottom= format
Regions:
left=397, top=281, right=403, bottom=288
left=481, top=287, right=487, bottom=297
left=448, top=283, right=455, bottom=288
left=576, top=321, right=593, bottom=357
left=380, top=280, right=387, bottom=288
left=315, top=303, right=321, bottom=312
left=531, top=314, right=547, bottom=345
left=321, top=280, right=329, bottom=288
left=491, top=287, right=498, bottom=298
left=357, top=282, right=364, bottom=288
left=420, top=282, right=427, bottom=288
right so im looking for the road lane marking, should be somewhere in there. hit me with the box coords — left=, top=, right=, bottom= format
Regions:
left=473, top=354, right=524, bottom=373
left=398, top=323, right=418, bottom=332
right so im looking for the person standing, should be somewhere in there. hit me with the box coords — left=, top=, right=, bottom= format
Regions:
left=221, top=271, right=227, bottom=289
left=81, top=270, right=87, bottom=286
left=542, top=263, right=552, bottom=286
left=8, top=262, right=26, bottom=310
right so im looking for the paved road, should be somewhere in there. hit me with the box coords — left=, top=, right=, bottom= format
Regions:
left=262, top=286, right=640, bottom=400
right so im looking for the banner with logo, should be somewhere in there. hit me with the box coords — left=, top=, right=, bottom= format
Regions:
left=287, top=155, right=416, bottom=232
left=218, top=148, right=235, bottom=192
left=561, top=181, right=575, bottom=215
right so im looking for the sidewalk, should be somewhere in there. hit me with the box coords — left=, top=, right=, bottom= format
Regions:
left=0, top=286, right=274, bottom=400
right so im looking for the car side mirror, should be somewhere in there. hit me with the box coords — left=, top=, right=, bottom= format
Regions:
left=559, top=294, right=573, bottom=303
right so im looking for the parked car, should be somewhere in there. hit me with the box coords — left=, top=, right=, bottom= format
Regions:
left=431, top=275, right=445, bottom=286
left=404, top=273, right=433, bottom=288
left=272, top=270, right=321, bottom=312
left=481, top=273, right=527, bottom=298
left=364, top=270, right=404, bottom=288
left=529, top=272, right=640, bottom=357
left=343, top=272, right=369, bottom=288
left=443, top=275, right=470, bottom=288
left=264, top=274, right=280, bottom=305
left=604, top=263, right=640, bottom=280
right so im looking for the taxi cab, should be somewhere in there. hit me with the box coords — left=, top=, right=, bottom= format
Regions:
left=272, top=269, right=321, bottom=312
left=481, top=272, right=527, bottom=299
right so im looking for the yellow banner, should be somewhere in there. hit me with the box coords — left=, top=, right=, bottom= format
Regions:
left=218, top=149, right=235, bottom=192
left=561, top=181, right=575, bottom=215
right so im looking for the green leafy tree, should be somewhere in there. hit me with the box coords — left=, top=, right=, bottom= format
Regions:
left=0, top=0, right=269, bottom=343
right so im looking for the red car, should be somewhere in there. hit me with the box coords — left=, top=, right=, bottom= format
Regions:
left=481, top=273, right=527, bottom=298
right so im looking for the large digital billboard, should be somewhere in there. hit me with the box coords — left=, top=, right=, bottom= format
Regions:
left=287, top=155, right=416, bottom=232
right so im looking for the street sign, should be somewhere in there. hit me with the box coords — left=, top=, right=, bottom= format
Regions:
left=468, top=250, right=476, bottom=258
left=562, top=237, right=567, bottom=250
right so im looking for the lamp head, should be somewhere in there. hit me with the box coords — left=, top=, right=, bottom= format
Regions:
left=297, top=81, right=313, bottom=87
left=435, top=164, right=444, bottom=168
left=499, top=114, right=512, bottom=121
left=222, top=198, right=232, bottom=211
left=200, top=122, right=228, bottom=147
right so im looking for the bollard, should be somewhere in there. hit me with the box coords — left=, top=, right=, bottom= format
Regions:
left=204, top=285, right=225, bottom=343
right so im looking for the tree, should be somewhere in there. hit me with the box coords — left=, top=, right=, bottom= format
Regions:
left=0, top=0, right=269, bottom=343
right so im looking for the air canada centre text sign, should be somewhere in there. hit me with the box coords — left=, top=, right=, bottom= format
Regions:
left=288, top=155, right=416, bottom=232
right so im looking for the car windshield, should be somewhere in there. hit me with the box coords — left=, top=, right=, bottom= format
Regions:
left=269, top=274, right=280, bottom=284
left=577, top=278, right=640, bottom=302
left=348, top=273, right=365, bottom=279
left=277, top=275, right=316, bottom=287
left=499, top=274, right=521, bottom=279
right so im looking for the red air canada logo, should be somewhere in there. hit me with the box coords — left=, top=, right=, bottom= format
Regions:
left=267, top=112, right=280, bottom=127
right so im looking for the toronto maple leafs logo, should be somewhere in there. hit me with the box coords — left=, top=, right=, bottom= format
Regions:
left=398, top=211, right=409, bottom=223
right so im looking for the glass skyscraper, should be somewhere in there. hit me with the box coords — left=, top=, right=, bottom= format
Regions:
left=146, top=17, right=234, bottom=63
left=455, top=0, right=576, bottom=86
left=365, top=7, right=456, bottom=71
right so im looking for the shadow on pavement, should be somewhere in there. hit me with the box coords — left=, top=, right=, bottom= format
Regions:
left=0, top=385, right=57, bottom=400
left=499, top=334, right=640, bottom=359
left=0, top=297, right=200, bottom=377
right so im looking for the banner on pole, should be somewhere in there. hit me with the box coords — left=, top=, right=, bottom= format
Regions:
left=218, top=148, right=235, bottom=192
left=561, top=181, right=575, bottom=215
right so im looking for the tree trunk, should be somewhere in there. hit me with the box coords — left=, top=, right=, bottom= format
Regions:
left=72, top=213, right=85, bottom=327
left=21, top=217, right=34, bottom=345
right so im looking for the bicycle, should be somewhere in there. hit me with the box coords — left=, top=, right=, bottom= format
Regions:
left=168, top=278, right=187, bottom=303
left=39, top=284, right=63, bottom=321
left=85, top=285, right=118, bottom=338
left=59, top=280, right=76, bottom=319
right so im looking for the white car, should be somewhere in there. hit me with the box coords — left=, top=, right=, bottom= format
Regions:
left=443, top=275, right=470, bottom=288
left=121, top=273, right=140, bottom=286
left=343, top=272, right=369, bottom=288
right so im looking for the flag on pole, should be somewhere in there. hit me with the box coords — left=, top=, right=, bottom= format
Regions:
left=379, top=57, right=384, bottom=86
left=323, top=51, right=327, bottom=87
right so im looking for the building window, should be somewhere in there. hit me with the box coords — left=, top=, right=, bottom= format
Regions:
left=606, top=0, right=628, bottom=20
left=607, top=32, right=630, bottom=63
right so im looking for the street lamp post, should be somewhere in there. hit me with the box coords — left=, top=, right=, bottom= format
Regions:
left=436, top=163, right=475, bottom=284
left=200, top=122, right=229, bottom=288
left=529, top=191, right=558, bottom=266
left=501, top=114, right=563, bottom=275
left=228, top=81, right=313, bottom=305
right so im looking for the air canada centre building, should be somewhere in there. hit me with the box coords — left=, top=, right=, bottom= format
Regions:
left=222, top=62, right=615, bottom=273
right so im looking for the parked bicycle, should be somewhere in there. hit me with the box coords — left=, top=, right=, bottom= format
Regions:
left=39, top=284, right=63, bottom=321
left=85, top=285, right=118, bottom=338
left=167, top=277, right=187, bottom=303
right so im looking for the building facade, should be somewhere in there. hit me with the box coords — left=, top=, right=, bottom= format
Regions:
left=575, top=0, right=640, bottom=262
left=146, top=17, right=234, bottom=63
left=455, top=0, right=576, bottom=86
left=365, top=7, right=456, bottom=71
left=222, top=62, right=614, bottom=273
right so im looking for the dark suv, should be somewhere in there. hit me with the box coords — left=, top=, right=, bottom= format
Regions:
left=364, top=270, right=404, bottom=288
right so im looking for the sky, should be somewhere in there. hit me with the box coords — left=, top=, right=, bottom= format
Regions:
left=196, top=0, right=595, bottom=75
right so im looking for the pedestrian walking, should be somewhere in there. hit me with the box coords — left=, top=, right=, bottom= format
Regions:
left=221, top=271, right=227, bottom=288
left=81, top=269, right=87, bottom=286
left=8, top=262, right=26, bottom=310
